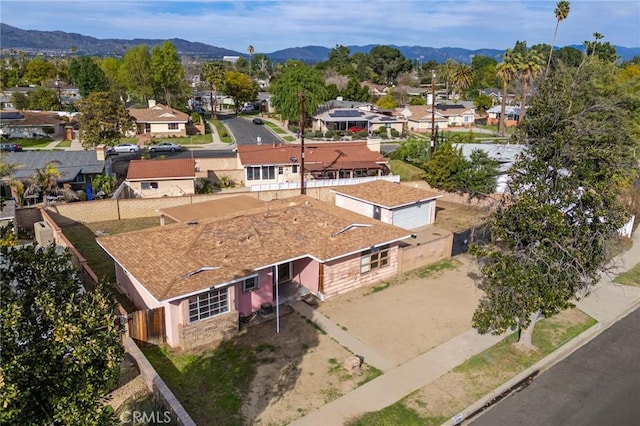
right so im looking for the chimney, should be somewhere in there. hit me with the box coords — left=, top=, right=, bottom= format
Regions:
left=96, top=144, right=106, bottom=161
left=148, top=99, right=156, bottom=108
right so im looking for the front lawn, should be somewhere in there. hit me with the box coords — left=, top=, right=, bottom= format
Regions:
left=614, top=262, right=640, bottom=286
left=9, top=138, right=52, bottom=148
left=142, top=342, right=260, bottom=426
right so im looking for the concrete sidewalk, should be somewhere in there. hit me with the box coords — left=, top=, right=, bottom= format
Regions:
left=291, top=228, right=640, bottom=426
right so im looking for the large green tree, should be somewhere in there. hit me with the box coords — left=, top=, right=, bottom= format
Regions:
left=368, top=45, right=413, bottom=85
left=120, top=44, right=153, bottom=104
left=24, top=57, right=56, bottom=86
left=0, top=243, right=123, bottom=424
left=496, top=49, right=518, bottom=136
left=222, top=71, right=259, bottom=115
left=27, top=86, right=61, bottom=111
left=471, top=57, right=637, bottom=352
left=68, top=56, right=109, bottom=97
left=76, top=91, right=134, bottom=148
left=270, top=64, right=328, bottom=123
left=150, top=41, right=186, bottom=107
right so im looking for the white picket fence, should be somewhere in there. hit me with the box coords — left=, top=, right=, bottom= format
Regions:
left=619, top=215, right=635, bottom=238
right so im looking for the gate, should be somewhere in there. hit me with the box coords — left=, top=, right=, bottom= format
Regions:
left=452, top=225, right=490, bottom=256
left=128, top=307, right=166, bottom=346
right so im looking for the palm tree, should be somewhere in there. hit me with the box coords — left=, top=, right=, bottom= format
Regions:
left=496, top=49, right=518, bottom=136
left=201, top=61, right=226, bottom=118
left=515, top=50, right=544, bottom=124
left=439, top=59, right=457, bottom=99
left=451, top=63, right=474, bottom=102
left=25, top=161, right=61, bottom=204
left=247, top=45, right=254, bottom=77
left=546, top=1, right=571, bottom=76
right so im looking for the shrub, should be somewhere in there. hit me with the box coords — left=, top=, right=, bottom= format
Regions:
left=314, top=130, right=324, bottom=138
left=355, top=131, right=368, bottom=139
left=325, top=129, right=336, bottom=139
left=191, top=112, right=201, bottom=124
left=380, top=132, right=389, bottom=140
left=390, top=128, right=400, bottom=138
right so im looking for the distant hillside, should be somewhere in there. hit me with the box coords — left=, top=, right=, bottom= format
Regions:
left=2, top=23, right=638, bottom=63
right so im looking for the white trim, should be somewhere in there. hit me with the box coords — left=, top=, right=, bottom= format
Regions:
left=323, top=235, right=411, bottom=262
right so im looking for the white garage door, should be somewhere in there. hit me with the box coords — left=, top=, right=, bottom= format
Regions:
left=393, top=203, right=431, bottom=230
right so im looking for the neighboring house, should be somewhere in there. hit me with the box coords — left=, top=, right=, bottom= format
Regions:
left=486, top=105, right=523, bottom=127
left=478, top=88, right=517, bottom=106
left=236, top=142, right=390, bottom=186
left=123, top=158, right=196, bottom=198
left=128, top=100, right=189, bottom=138
left=361, top=81, right=388, bottom=97
left=97, top=195, right=412, bottom=349
left=0, top=110, right=65, bottom=139
left=311, top=108, right=406, bottom=135
left=332, top=180, right=443, bottom=230
left=2, top=150, right=105, bottom=192
left=428, top=103, right=476, bottom=128
left=398, top=105, right=449, bottom=133
left=454, top=143, right=527, bottom=193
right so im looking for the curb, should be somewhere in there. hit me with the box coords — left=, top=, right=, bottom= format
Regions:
left=443, top=297, right=640, bottom=426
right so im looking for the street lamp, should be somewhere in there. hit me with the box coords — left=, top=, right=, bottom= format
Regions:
left=54, top=79, right=62, bottom=107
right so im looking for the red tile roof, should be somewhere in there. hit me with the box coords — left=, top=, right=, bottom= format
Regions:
left=126, top=158, right=196, bottom=180
left=237, top=142, right=387, bottom=169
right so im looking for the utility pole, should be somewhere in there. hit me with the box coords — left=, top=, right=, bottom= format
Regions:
left=299, top=92, right=306, bottom=195
left=430, top=70, right=436, bottom=154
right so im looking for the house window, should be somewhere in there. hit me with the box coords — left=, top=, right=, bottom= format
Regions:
left=360, top=245, right=390, bottom=273
left=242, top=275, right=259, bottom=292
left=188, top=287, right=230, bottom=322
left=278, top=166, right=284, bottom=175
left=277, top=263, right=291, bottom=282
left=354, top=169, right=367, bottom=177
left=141, top=181, right=159, bottom=190
left=261, top=166, right=275, bottom=180
left=291, top=164, right=299, bottom=174
left=247, top=166, right=261, bottom=181
left=168, top=123, right=179, bottom=130
left=144, top=123, right=151, bottom=133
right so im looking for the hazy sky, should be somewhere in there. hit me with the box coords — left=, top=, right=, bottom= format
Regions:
left=2, top=0, right=639, bottom=53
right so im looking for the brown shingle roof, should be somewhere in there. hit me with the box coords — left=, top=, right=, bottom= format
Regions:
left=0, top=110, right=64, bottom=127
left=159, top=195, right=266, bottom=223
left=332, top=180, right=442, bottom=208
left=126, top=158, right=196, bottom=180
left=128, top=103, right=189, bottom=123
left=97, top=196, right=411, bottom=301
left=237, top=142, right=387, bottom=169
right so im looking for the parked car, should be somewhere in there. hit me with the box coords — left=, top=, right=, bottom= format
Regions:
left=0, top=143, right=23, bottom=152
left=252, top=118, right=264, bottom=125
left=349, top=126, right=367, bottom=133
left=108, top=143, right=140, bottom=153
left=240, top=104, right=255, bottom=113
left=148, top=141, right=182, bottom=152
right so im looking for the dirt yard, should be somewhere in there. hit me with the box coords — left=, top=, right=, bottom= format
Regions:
left=233, top=255, right=486, bottom=425
left=317, top=255, right=484, bottom=366
left=236, top=310, right=380, bottom=425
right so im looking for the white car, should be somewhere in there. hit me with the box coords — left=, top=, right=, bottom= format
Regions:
left=148, top=141, right=182, bottom=152
left=108, top=143, right=140, bottom=153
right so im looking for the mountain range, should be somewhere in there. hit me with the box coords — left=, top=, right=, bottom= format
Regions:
left=2, top=23, right=639, bottom=64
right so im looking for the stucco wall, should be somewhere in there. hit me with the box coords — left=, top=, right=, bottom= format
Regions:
left=236, top=269, right=274, bottom=316
left=293, top=257, right=319, bottom=294
left=322, top=245, right=400, bottom=299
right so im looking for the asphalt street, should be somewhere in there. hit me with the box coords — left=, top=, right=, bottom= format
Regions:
left=219, top=113, right=279, bottom=145
left=470, top=307, right=640, bottom=426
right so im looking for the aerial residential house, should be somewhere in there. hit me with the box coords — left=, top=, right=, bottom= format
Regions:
left=0, top=110, right=65, bottom=139
left=454, top=143, right=527, bottom=193
left=311, top=108, right=406, bottom=135
left=123, top=158, right=196, bottom=198
left=332, top=180, right=443, bottom=230
left=236, top=142, right=391, bottom=187
left=486, top=105, right=523, bottom=127
left=428, top=103, right=476, bottom=128
left=1, top=151, right=105, bottom=197
left=398, top=105, right=449, bottom=133
left=97, top=196, right=412, bottom=349
left=128, top=100, right=189, bottom=138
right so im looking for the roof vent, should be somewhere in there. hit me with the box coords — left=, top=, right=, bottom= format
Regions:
left=187, top=220, right=199, bottom=225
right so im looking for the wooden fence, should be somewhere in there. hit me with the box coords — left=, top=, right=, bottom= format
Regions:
left=128, top=307, right=166, bottom=346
